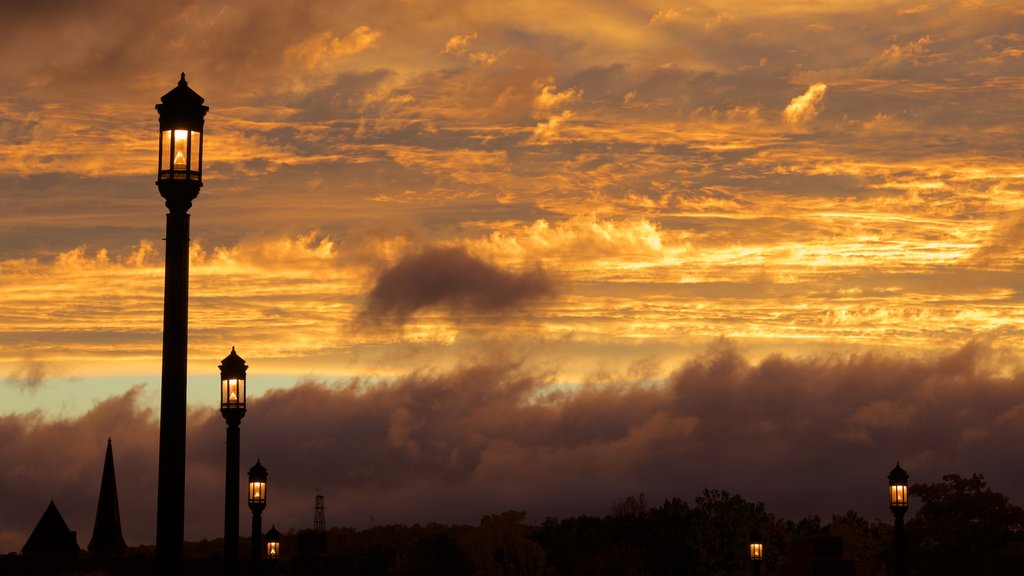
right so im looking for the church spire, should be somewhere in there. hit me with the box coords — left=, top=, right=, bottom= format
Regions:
left=88, top=438, right=127, bottom=555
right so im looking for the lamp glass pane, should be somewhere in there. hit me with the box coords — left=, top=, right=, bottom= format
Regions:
left=189, top=130, right=201, bottom=179
left=750, top=542, right=763, bottom=560
left=160, top=130, right=172, bottom=174
left=267, top=541, right=279, bottom=559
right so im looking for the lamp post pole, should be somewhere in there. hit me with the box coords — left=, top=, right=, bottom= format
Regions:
left=154, top=73, right=207, bottom=576
left=888, top=462, right=909, bottom=576
left=220, top=348, right=248, bottom=576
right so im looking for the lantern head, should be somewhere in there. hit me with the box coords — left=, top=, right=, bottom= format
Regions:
left=749, top=530, right=764, bottom=561
left=888, top=462, right=909, bottom=512
left=219, top=347, right=248, bottom=416
left=265, top=525, right=281, bottom=559
left=156, top=73, right=208, bottom=201
left=248, top=459, right=268, bottom=511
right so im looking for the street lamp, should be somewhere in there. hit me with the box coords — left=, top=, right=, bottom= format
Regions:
left=154, top=72, right=208, bottom=576
left=749, top=530, right=764, bottom=576
left=248, top=460, right=268, bottom=561
left=220, top=348, right=248, bottom=575
left=888, top=462, right=909, bottom=576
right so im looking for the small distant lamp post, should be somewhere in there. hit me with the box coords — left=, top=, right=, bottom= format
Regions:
left=888, top=462, right=909, bottom=576
left=220, top=348, right=248, bottom=575
left=248, top=460, right=268, bottom=562
left=749, top=530, right=764, bottom=576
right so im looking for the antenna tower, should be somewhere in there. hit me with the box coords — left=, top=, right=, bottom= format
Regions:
left=313, top=491, right=326, bottom=532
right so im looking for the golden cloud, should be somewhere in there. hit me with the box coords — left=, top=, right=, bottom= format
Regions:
left=783, top=83, right=828, bottom=123
left=532, top=82, right=582, bottom=112
left=285, top=26, right=383, bottom=71
left=528, top=110, right=573, bottom=145
left=443, top=32, right=478, bottom=55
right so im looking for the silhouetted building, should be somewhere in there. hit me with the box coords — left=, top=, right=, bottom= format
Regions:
left=88, top=438, right=128, bottom=556
left=783, top=535, right=855, bottom=576
left=21, top=500, right=79, bottom=556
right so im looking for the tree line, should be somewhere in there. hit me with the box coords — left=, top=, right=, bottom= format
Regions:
left=183, top=473, right=1024, bottom=575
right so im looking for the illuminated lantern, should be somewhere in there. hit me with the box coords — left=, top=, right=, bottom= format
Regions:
left=265, top=525, right=281, bottom=559
left=749, top=530, right=764, bottom=561
left=888, top=462, right=909, bottom=511
left=156, top=72, right=207, bottom=184
left=248, top=460, right=268, bottom=509
left=219, top=347, right=247, bottom=413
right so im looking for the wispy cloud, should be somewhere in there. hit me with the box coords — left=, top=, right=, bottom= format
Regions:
left=5, top=357, right=46, bottom=391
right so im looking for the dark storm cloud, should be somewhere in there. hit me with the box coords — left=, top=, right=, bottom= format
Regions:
left=5, top=340, right=1024, bottom=552
left=361, top=247, right=555, bottom=325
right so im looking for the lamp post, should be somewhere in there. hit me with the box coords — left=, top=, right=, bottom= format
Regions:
left=749, top=530, right=764, bottom=576
left=155, top=72, right=207, bottom=576
left=248, top=460, right=268, bottom=562
left=220, top=348, right=247, bottom=575
left=888, top=462, right=909, bottom=576
left=265, top=524, right=281, bottom=575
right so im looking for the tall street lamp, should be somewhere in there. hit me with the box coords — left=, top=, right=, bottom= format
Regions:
left=220, top=348, right=247, bottom=575
left=749, top=530, right=764, bottom=576
left=248, top=460, right=268, bottom=562
left=888, top=462, right=909, bottom=576
left=155, top=72, right=207, bottom=576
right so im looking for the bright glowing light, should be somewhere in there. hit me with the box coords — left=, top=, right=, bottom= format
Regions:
left=173, top=130, right=189, bottom=169
left=889, top=484, right=909, bottom=507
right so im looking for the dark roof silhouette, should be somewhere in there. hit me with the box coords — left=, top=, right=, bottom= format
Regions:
left=88, top=438, right=127, bottom=555
left=22, top=500, right=79, bottom=556
left=159, top=72, right=206, bottom=108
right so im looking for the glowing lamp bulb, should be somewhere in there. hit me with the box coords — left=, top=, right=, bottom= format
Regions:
left=173, top=130, right=188, bottom=169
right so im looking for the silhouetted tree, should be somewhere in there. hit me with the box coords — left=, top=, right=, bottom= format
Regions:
left=689, top=489, right=782, bottom=576
left=826, top=510, right=889, bottom=576
left=466, top=511, right=546, bottom=576
left=406, top=528, right=473, bottom=576
left=908, top=473, right=1024, bottom=575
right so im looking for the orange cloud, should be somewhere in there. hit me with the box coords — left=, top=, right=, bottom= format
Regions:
left=443, top=32, right=478, bottom=55
left=528, top=110, right=573, bottom=144
left=783, top=82, right=828, bottom=123
left=286, top=26, right=383, bottom=70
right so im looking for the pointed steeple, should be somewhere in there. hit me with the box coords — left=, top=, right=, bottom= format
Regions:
left=88, top=438, right=127, bottom=555
left=22, top=500, right=79, bottom=556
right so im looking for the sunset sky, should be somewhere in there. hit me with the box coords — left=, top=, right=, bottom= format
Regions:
left=3, top=0, right=1024, bottom=554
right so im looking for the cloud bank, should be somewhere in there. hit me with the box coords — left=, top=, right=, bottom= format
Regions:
left=3, top=340, right=1023, bottom=553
